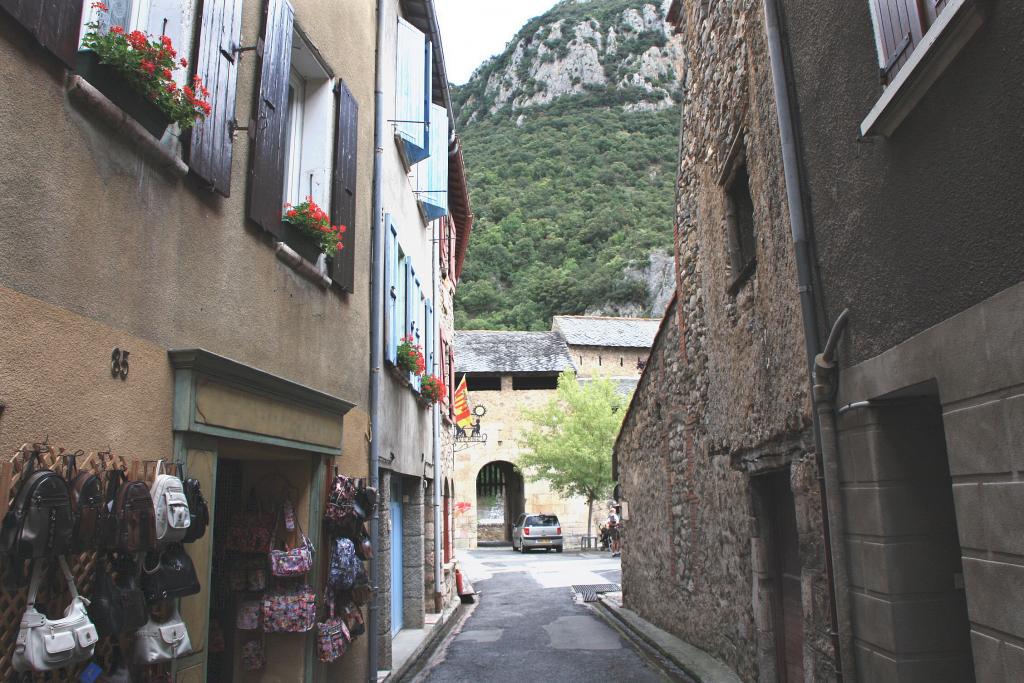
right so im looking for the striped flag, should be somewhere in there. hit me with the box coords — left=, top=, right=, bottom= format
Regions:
left=453, top=376, right=473, bottom=428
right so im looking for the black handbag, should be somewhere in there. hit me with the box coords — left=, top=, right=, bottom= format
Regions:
left=87, top=557, right=148, bottom=637
left=181, top=477, right=209, bottom=543
left=141, top=543, right=200, bottom=603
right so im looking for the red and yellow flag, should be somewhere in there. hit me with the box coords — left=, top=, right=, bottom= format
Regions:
left=453, top=376, right=473, bottom=428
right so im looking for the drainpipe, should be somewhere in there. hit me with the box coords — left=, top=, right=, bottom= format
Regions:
left=367, top=0, right=387, bottom=678
left=432, top=219, right=443, bottom=612
left=763, top=0, right=855, bottom=680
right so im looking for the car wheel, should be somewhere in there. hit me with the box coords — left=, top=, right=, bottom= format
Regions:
left=511, top=541, right=518, bottom=551
left=520, top=544, right=528, bottom=554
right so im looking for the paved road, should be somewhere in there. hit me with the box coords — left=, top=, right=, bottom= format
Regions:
left=414, top=547, right=670, bottom=683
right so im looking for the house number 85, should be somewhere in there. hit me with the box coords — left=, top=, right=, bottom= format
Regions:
left=111, top=348, right=129, bottom=380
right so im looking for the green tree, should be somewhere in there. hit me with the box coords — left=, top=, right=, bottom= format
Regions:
left=517, top=372, right=629, bottom=538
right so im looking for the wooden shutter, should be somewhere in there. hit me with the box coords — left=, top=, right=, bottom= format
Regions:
left=331, top=80, right=359, bottom=292
left=384, top=217, right=398, bottom=365
left=871, top=0, right=925, bottom=83
left=438, top=216, right=449, bottom=277
left=247, top=0, right=294, bottom=236
left=419, top=102, right=449, bottom=221
left=189, top=0, right=244, bottom=197
left=395, top=17, right=427, bottom=164
left=1, top=0, right=82, bottom=68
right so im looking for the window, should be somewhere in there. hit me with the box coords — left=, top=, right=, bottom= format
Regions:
left=862, top=0, right=984, bottom=137
left=724, top=159, right=756, bottom=294
left=466, top=375, right=501, bottom=392
left=415, top=103, right=449, bottom=221
left=512, top=375, right=559, bottom=391
left=395, top=17, right=432, bottom=165
left=281, top=29, right=334, bottom=212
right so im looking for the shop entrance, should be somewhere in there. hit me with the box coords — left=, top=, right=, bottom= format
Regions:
left=475, top=461, right=524, bottom=544
left=204, top=441, right=317, bottom=683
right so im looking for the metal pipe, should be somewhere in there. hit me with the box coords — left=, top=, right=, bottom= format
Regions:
left=432, top=218, right=443, bottom=612
left=763, top=0, right=854, bottom=679
left=367, top=0, right=387, bottom=677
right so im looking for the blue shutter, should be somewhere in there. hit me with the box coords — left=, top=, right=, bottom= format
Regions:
left=413, top=273, right=423, bottom=391
left=384, top=216, right=398, bottom=365
left=419, top=103, right=449, bottom=221
left=422, top=38, right=433, bottom=159
left=395, top=18, right=428, bottom=165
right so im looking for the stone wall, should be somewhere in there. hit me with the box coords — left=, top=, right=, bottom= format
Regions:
left=569, top=345, right=650, bottom=378
left=615, top=0, right=834, bottom=680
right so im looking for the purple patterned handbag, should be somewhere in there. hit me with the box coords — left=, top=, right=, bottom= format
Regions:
left=269, top=507, right=314, bottom=577
left=317, top=598, right=351, bottom=663
left=262, top=585, right=317, bottom=633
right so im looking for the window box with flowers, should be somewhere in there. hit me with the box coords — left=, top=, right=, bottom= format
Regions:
left=419, top=374, right=446, bottom=407
left=78, top=3, right=211, bottom=139
left=395, top=335, right=426, bottom=380
left=281, top=197, right=347, bottom=266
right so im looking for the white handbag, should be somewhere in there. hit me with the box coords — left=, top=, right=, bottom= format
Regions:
left=150, top=459, right=191, bottom=543
left=13, top=557, right=99, bottom=672
left=134, top=604, right=192, bottom=664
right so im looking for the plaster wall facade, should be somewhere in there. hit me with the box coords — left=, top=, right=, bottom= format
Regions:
left=614, top=0, right=834, bottom=680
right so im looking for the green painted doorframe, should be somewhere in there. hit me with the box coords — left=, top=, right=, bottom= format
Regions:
left=169, top=349, right=354, bottom=683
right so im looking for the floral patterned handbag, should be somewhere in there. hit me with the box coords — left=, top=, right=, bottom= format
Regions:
left=269, top=507, right=314, bottom=577
left=262, top=585, right=317, bottom=633
left=317, top=598, right=351, bottom=663
left=241, top=638, right=266, bottom=671
left=236, top=600, right=262, bottom=630
left=226, top=488, right=274, bottom=553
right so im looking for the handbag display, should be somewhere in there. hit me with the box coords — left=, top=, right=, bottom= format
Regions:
left=1, top=448, right=75, bottom=566
left=342, top=602, right=365, bottom=638
left=181, top=475, right=209, bottom=543
left=87, top=557, right=147, bottom=637
left=134, top=604, right=192, bottom=665
left=140, top=543, right=200, bottom=603
left=65, top=452, right=104, bottom=552
left=104, top=468, right=157, bottom=554
left=262, top=584, right=317, bottom=633
left=150, top=459, right=191, bottom=544
left=12, top=557, right=99, bottom=672
left=241, top=639, right=266, bottom=671
left=225, top=488, right=273, bottom=553
left=324, top=473, right=363, bottom=537
left=317, top=599, right=351, bottom=663
left=269, top=508, right=314, bottom=577
left=327, top=538, right=360, bottom=593
left=236, top=600, right=262, bottom=630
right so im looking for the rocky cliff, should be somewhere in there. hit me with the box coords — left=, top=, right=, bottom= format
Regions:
left=454, top=0, right=682, bottom=330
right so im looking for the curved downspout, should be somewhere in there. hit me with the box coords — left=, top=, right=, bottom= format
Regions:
left=367, top=0, right=387, bottom=678
left=763, top=0, right=855, bottom=680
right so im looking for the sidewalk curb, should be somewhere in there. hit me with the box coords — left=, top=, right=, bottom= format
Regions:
left=384, top=599, right=470, bottom=683
left=594, top=596, right=744, bottom=683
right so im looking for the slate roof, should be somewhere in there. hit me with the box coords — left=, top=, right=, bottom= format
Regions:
left=551, top=316, right=661, bottom=349
left=455, top=331, right=576, bottom=374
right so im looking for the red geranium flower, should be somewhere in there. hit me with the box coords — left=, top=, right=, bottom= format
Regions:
left=140, top=59, right=156, bottom=75
left=180, top=57, right=188, bottom=68
left=110, top=25, right=124, bottom=35
left=162, top=67, right=173, bottom=80
left=166, top=81, right=177, bottom=93
left=91, top=2, right=109, bottom=10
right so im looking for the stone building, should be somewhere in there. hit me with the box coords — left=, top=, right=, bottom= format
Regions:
left=613, top=1, right=835, bottom=681
left=453, top=316, right=656, bottom=550
left=780, top=0, right=1024, bottom=681
left=0, top=0, right=375, bottom=680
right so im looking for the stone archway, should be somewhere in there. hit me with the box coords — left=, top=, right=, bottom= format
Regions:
left=475, top=461, right=525, bottom=544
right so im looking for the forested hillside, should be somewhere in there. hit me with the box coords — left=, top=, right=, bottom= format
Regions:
left=454, top=0, right=682, bottom=331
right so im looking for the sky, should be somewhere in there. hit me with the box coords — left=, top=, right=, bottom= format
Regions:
left=434, top=0, right=561, bottom=85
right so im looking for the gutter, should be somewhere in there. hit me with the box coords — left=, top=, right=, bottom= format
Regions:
left=368, top=0, right=388, bottom=677
left=763, top=0, right=854, bottom=679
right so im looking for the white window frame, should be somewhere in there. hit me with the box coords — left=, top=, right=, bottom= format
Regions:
left=79, top=0, right=197, bottom=87
left=282, top=28, right=336, bottom=212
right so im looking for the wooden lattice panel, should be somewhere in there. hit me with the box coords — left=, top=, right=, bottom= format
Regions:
left=0, top=444, right=172, bottom=682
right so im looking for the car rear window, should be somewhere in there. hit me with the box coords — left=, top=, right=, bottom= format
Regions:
left=526, top=515, right=559, bottom=526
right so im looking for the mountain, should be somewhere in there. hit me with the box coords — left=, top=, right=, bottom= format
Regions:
left=453, top=0, right=683, bottom=331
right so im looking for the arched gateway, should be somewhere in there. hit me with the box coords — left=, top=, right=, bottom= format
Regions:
left=475, top=461, right=525, bottom=544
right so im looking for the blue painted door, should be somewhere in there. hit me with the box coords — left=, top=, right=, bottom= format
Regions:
left=390, top=480, right=404, bottom=635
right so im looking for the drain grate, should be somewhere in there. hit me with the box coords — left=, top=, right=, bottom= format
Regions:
left=571, top=583, right=621, bottom=603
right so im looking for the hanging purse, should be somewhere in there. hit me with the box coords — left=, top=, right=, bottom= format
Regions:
left=87, top=556, right=147, bottom=637
left=181, top=475, right=209, bottom=543
left=236, top=600, right=262, bottom=630
left=65, top=451, right=104, bottom=553
left=134, top=604, right=192, bottom=664
left=342, top=602, right=365, bottom=638
left=140, top=543, right=200, bottom=603
left=150, top=459, right=191, bottom=544
left=241, top=639, right=267, bottom=671
left=317, top=597, right=351, bottom=663
left=226, top=488, right=273, bottom=553
left=269, top=507, right=314, bottom=577
left=12, top=557, right=99, bottom=672
left=262, top=584, right=317, bottom=633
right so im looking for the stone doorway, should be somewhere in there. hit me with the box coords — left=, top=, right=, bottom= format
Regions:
left=475, top=461, right=524, bottom=543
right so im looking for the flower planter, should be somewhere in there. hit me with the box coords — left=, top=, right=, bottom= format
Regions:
left=75, top=51, right=171, bottom=138
left=278, top=221, right=324, bottom=264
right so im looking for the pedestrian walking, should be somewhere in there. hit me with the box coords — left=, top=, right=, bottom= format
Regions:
left=607, top=507, right=621, bottom=557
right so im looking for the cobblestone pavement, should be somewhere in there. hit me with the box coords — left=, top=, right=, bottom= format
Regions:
left=414, top=547, right=670, bottom=683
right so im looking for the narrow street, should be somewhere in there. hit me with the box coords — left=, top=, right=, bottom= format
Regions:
left=413, top=548, right=672, bottom=683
